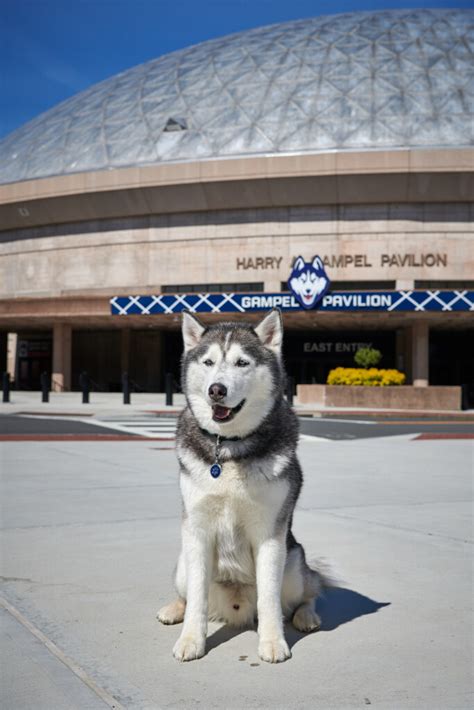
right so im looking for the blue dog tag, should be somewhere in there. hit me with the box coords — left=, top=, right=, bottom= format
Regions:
left=210, top=463, right=222, bottom=478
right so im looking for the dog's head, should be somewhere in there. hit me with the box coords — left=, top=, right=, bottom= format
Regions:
left=288, top=255, right=330, bottom=309
left=181, top=309, right=284, bottom=438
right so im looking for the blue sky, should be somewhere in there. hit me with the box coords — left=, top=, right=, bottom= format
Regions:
left=1, top=0, right=472, bottom=138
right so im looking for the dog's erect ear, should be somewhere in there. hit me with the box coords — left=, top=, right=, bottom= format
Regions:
left=254, top=309, right=283, bottom=354
left=312, top=256, right=324, bottom=271
left=182, top=311, right=205, bottom=351
left=293, top=256, right=306, bottom=272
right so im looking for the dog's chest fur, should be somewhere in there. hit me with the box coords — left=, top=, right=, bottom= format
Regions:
left=178, top=445, right=290, bottom=584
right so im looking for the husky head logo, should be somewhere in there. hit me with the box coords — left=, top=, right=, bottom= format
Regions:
left=288, top=255, right=331, bottom=309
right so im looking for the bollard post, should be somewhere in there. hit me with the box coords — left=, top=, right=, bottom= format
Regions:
left=41, top=371, right=49, bottom=403
left=286, top=376, right=294, bottom=407
left=79, top=371, right=90, bottom=404
left=165, top=372, right=173, bottom=406
left=2, top=372, right=10, bottom=403
left=123, top=371, right=130, bottom=405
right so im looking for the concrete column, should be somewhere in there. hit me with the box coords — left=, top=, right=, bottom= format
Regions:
left=411, top=321, right=429, bottom=387
left=6, top=333, right=17, bottom=380
left=52, top=323, right=72, bottom=391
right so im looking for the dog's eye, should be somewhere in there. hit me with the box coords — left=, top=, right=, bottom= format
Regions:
left=236, top=358, right=249, bottom=368
left=203, top=359, right=214, bottom=367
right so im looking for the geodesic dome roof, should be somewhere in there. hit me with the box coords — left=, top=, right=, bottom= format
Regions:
left=0, top=8, right=472, bottom=185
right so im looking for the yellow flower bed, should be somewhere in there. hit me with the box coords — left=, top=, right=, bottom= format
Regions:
left=327, top=367, right=406, bottom=386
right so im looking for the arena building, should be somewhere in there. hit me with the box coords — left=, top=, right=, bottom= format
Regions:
left=0, top=8, right=473, bottom=399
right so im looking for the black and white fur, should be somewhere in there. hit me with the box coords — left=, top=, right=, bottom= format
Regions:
left=158, top=309, right=328, bottom=663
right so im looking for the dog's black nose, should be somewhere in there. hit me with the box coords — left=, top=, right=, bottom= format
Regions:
left=208, top=382, right=227, bottom=400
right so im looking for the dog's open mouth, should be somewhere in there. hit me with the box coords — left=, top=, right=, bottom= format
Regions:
left=212, top=399, right=246, bottom=422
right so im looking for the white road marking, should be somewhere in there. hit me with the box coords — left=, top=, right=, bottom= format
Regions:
left=299, top=434, right=333, bottom=443
left=300, top=417, right=376, bottom=425
left=90, top=417, right=177, bottom=439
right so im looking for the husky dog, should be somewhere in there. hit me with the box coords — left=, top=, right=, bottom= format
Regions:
left=157, top=309, right=328, bottom=663
left=288, top=255, right=330, bottom=309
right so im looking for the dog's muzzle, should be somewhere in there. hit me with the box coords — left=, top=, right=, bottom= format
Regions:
left=212, top=399, right=246, bottom=422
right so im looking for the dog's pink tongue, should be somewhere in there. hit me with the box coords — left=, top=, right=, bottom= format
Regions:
left=213, top=405, right=231, bottom=420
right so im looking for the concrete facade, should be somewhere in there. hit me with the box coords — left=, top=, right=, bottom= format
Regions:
left=0, top=150, right=473, bottom=394
left=0, top=202, right=472, bottom=301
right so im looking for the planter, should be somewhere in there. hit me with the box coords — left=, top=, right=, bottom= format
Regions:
left=296, top=384, right=462, bottom=411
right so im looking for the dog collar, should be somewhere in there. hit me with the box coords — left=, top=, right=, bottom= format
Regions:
left=198, top=427, right=242, bottom=442
left=198, top=429, right=242, bottom=479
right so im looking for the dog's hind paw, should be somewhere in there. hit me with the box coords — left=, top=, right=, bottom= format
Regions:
left=157, top=598, right=185, bottom=625
left=292, top=602, right=321, bottom=632
left=258, top=637, right=291, bottom=663
left=173, top=634, right=206, bottom=662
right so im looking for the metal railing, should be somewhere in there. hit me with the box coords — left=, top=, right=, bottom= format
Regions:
left=2, top=372, right=10, bottom=402
left=1, top=371, right=178, bottom=406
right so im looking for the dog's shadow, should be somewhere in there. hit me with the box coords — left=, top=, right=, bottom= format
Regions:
left=206, top=587, right=390, bottom=654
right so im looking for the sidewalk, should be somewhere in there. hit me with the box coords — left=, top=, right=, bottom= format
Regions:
left=1, top=391, right=473, bottom=420
left=1, top=433, right=472, bottom=708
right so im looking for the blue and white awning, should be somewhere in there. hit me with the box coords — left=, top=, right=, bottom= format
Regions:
left=111, top=290, right=474, bottom=315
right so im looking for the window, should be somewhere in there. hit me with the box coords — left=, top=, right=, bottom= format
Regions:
left=162, top=283, right=263, bottom=294
left=329, top=281, right=396, bottom=291
left=163, top=117, right=187, bottom=132
left=415, top=281, right=474, bottom=289
left=281, top=280, right=396, bottom=292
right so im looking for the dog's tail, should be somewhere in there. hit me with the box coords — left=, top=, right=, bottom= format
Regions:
left=306, top=557, right=341, bottom=594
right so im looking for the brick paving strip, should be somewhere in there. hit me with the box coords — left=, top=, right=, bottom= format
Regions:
left=0, top=434, right=175, bottom=442
left=414, top=433, right=474, bottom=440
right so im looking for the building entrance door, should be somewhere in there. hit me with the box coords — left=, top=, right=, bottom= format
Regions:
left=17, top=337, right=52, bottom=389
left=430, top=330, right=474, bottom=408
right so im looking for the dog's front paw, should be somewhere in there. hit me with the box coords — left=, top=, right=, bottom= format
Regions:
left=157, top=598, right=185, bottom=625
left=258, top=637, right=291, bottom=663
left=173, top=633, right=206, bottom=662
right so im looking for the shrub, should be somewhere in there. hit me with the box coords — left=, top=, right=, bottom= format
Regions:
left=354, top=346, right=382, bottom=368
left=327, top=367, right=406, bottom=386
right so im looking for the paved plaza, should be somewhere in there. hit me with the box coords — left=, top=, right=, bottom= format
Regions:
left=1, top=425, right=472, bottom=709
